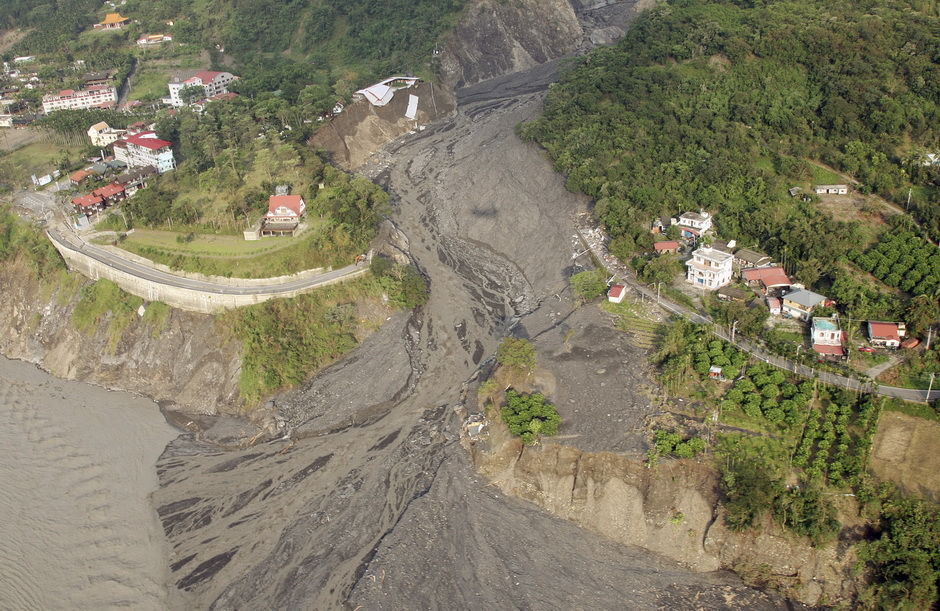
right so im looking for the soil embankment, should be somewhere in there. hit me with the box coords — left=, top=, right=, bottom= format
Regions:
left=0, top=258, right=241, bottom=416
left=474, top=418, right=859, bottom=605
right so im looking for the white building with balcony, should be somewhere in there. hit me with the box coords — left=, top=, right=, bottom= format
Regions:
left=113, top=131, right=176, bottom=174
left=166, top=71, right=238, bottom=107
left=42, top=86, right=117, bottom=113
left=685, top=247, right=733, bottom=290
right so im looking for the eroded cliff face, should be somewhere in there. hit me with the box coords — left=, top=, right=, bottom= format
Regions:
left=438, top=0, right=647, bottom=89
left=0, top=258, right=242, bottom=416
left=309, top=82, right=455, bottom=169
left=472, top=421, right=862, bottom=606
left=437, top=0, right=585, bottom=90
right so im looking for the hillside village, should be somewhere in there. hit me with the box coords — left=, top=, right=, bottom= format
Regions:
left=602, top=193, right=939, bottom=391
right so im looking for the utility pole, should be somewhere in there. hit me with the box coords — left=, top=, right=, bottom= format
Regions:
left=731, top=320, right=738, bottom=344
left=656, top=282, right=661, bottom=304
left=927, top=372, right=936, bottom=404
left=906, top=187, right=912, bottom=210
left=926, top=326, right=933, bottom=351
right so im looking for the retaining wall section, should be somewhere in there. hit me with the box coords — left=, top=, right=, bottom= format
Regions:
left=50, top=235, right=368, bottom=314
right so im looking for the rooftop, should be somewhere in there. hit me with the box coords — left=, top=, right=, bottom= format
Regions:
left=735, top=248, right=771, bottom=264
left=784, top=289, right=827, bottom=308
left=742, top=266, right=792, bottom=287
left=868, top=321, right=901, bottom=340
left=691, top=247, right=733, bottom=263
left=813, top=343, right=844, bottom=356
left=268, top=195, right=304, bottom=216
left=98, top=12, right=129, bottom=25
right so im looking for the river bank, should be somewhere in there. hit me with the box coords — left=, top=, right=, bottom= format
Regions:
left=0, top=355, right=180, bottom=609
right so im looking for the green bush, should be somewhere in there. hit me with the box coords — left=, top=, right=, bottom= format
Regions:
left=496, top=337, right=537, bottom=374
left=569, top=269, right=607, bottom=301
left=501, top=390, right=560, bottom=445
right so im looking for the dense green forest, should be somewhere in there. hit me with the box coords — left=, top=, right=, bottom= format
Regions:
left=521, top=0, right=940, bottom=273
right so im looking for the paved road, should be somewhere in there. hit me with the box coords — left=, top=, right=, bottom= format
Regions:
left=575, top=226, right=940, bottom=404
left=47, top=229, right=365, bottom=296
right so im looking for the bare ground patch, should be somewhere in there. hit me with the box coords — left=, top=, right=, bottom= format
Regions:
left=870, top=410, right=940, bottom=502
left=0, top=29, right=26, bottom=54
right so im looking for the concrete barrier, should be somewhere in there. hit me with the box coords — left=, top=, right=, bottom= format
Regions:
left=49, top=230, right=369, bottom=314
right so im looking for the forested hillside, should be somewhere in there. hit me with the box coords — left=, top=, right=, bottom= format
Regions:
left=2, top=0, right=466, bottom=101
left=521, top=0, right=940, bottom=266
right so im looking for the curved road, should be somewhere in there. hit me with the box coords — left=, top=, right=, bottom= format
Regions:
left=47, top=229, right=364, bottom=296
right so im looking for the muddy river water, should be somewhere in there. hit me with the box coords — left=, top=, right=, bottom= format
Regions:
left=0, top=356, right=176, bottom=610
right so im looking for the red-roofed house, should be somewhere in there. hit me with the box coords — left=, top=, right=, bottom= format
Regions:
left=113, top=131, right=176, bottom=173
left=867, top=321, right=905, bottom=348
left=653, top=240, right=680, bottom=254
left=811, top=317, right=845, bottom=360
left=92, top=183, right=126, bottom=204
left=261, top=194, right=305, bottom=237
left=741, top=266, right=792, bottom=293
left=70, top=169, right=92, bottom=185
left=266, top=195, right=305, bottom=222
left=607, top=284, right=627, bottom=304
left=71, top=194, right=104, bottom=214
left=167, top=71, right=238, bottom=107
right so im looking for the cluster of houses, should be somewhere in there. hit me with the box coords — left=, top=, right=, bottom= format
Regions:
left=68, top=122, right=173, bottom=217
left=644, top=208, right=912, bottom=361
left=809, top=318, right=908, bottom=360
left=69, top=165, right=156, bottom=216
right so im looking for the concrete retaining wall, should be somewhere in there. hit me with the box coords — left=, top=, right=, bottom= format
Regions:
left=51, top=238, right=368, bottom=314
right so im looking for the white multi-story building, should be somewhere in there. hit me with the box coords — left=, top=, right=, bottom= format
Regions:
left=166, top=71, right=238, bottom=107
left=87, top=121, right=126, bottom=147
left=685, top=247, right=733, bottom=289
left=42, top=86, right=117, bottom=113
left=113, top=131, right=176, bottom=174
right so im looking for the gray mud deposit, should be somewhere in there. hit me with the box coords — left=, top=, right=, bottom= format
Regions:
left=153, top=46, right=788, bottom=609
left=0, top=356, right=176, bottom=610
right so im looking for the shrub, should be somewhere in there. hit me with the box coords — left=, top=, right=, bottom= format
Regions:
left=496, top=337, right=537, bottom=373
left=570, top=269, right=607, bottom=301
left=501, top=390, right=560, bottom=444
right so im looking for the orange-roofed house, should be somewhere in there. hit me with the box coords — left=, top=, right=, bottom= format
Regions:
left=71, top=194, right=104, bottom=214
left=653, top=240, right=680, bottom=254
left=92, top=183, right=126, bottom=204
left=70, top=169, right=92, bottom=185
left=94, top=13, right=129, bottom=30
left=867, top=321, right=906, bottom=349
left=741, top=266, right=792, bottom=294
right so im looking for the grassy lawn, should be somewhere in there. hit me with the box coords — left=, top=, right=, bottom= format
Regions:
left=128, top=69, right=171, bottom=101
left=105, top=220, right=361, bottom=278
left=810, top=162, right=846, bottom=185
left=114, top=226, right=323, bottom=257
left=0, top=139, right=87, bottom=187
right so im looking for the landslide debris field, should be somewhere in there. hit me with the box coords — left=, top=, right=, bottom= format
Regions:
left=153, top=62, right=789, bottom=609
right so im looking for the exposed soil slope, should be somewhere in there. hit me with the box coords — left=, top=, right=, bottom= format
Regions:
left=0, top=259, right=241, bottom=415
